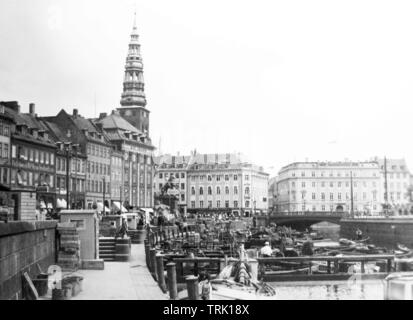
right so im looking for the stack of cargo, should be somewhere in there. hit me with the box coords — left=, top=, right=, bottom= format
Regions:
left=57, top=223, right=81, bottom=271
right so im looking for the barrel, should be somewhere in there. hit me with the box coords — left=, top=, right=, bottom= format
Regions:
left=115, top=238, right=131, bottom=261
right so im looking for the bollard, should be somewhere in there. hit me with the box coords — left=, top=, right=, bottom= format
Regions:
left=150, top=249, right=158, bottom=281
left=186, top=275, right=199, bottom=300
left=387, top=259, right=393, bottom=272
left=156, top=254, right=167, bottom=293
left=166, top=263, right=178, bottom=300
left=144, top=241, right=151, bottom=269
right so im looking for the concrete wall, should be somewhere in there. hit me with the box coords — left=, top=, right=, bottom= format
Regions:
left=341, top=218, right=413, bottom=248
left=0, top=221, right=57, bottom=300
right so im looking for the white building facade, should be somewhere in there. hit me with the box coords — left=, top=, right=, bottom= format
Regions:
left=275, top=161, right=382, bottom=215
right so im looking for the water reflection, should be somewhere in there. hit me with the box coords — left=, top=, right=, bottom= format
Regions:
left=269, top=281, right=384, bottom=300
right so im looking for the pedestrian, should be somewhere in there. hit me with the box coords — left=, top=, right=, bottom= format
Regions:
left=200, top=273, right=212, bottom=300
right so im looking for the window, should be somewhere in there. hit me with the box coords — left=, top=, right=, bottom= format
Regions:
left=245, top=175, right=249, bottom=181
left=199, top=187, right=203, bottom=195
left=191, top=201, right=195, bottom=208
left=217, top=200, right=221, bottom=208
left=181, top=173, right=185, bottom=178
left=175, top=173, right=179, bottom=179
left=234, top=201, right=238, bottom=208
left=225, top=175, right=229, bottom=181
left=234, top=175, right=238, bottom=181
left=338, top=193, right=342, bottom=200
left=208, top=201, right=212, bottom=208
left=234, top=186, right=238, bottom=194
left=301, top=191, right=306, bottom=199
left=159, top=183, right=163, bottom=190
left=216, top=186, right=221, bottom=194
left=191, top=187, right=195, bottom=195
left=225, top=201, right=229, bottom=208
left=322, top=205, right=325, bottom=211
left=330, top=193, right=333, bottom=200
left=208, top=175, right=212, bottom=181
left=181, top=194, right=185, bottom=201
left=321, top=193, right=325, bottom=201
left=208, top=186, right=212, bottom=195
left=159, top=173, right=163, bottom=179
left=181, top=183, right=185, bottom=190
left=245, top=201, right=250, bottom=208
left=245, top=187, right=250, bottom=195
left=225, top=186, right=229, bottom=194
left=312, top=193, right=316, bottom=200
left=200, top=201, right=204, bottom=208
left=216, top=175, right=221, bottom=181
left=302, top=182, right=305, bottom=188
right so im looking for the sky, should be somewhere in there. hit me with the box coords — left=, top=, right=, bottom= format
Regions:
left=1, top=0, right=413, bottom=176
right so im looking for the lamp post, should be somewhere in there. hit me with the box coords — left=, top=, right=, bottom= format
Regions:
left=102, top=176, right=106, bottom=215
left=60, top=142, right=79, bottom=210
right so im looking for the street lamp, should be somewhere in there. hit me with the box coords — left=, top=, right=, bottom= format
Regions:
left=58, top=142, right=79, bottom=210
left=102, top=176, right=106, bottom=215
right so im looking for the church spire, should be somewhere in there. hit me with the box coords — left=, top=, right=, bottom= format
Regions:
left=120, top=12, right=146, bottom=108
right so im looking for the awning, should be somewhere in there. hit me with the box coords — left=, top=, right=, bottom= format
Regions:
left=97, top=202, right=110, bottom=212
left=112, top=201, right=128, bottom=213
left=56, top=198, right=67, bottom=209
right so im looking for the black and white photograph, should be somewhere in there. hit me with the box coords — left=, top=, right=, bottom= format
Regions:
left=1, top=0, right=413, bottom=306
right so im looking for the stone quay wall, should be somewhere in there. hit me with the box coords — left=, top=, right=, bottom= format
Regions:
left=0, top=221, right=57, bottom=300
left=340, top=218, right=413, bottom=248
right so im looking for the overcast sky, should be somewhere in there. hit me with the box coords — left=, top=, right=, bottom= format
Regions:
left=1, top=0, right=413, bottom=176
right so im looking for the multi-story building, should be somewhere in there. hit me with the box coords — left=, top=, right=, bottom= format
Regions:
left=94, top=14, right=155, bottom=210
left=375, top=158, right=411, bottom=210
left=275, top=161, right=382, bottom=215
left=186, top=152, right=269, bottom=216
left=4, top=102, right=57, bottom=220
left=43, top=109, right=111, bottom=210
left=153, top=154, right=190, bottom=213
left=0, top=102, right=15, bottom=218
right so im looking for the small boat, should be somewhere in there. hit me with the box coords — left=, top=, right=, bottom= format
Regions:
left=211, top=259, right=277, bottom=300
left=265, top=265, right=318, bottom=275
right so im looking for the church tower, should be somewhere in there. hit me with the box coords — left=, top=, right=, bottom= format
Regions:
left=118, top=12, right=150, bottom=135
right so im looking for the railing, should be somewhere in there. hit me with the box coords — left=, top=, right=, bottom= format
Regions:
left=257, top=254, right=395, bottom=276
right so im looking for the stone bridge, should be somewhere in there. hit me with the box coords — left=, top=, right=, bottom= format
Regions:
left=258, top=212, right=345, bottom=230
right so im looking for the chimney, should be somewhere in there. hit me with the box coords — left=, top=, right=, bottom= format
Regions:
left=99, top=112, right=107, bottom=119
left=73, top=108, right=78, bottom=117
left=29, top=103, right=35, bottom=115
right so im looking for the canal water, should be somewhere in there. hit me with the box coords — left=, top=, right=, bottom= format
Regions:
left=268, top=280, right=385, bottom=300
left=268, top=222, right=385, bottom=299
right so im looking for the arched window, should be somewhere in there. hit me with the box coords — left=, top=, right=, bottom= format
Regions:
left=208, top=187, right=212, bottom=195
left=216, top=186, right=221, bottom=195
left=191, top=187, right=195, bottom=195
left=199, top=187, right=203, bottom=195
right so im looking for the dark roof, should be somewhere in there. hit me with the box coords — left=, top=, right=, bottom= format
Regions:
left=96, top=113, right=141, bottom=133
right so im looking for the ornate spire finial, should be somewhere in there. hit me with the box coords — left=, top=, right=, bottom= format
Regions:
left=119, top=11, right=146, bottom=108
left=133, top=8, right=137, bottom=30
